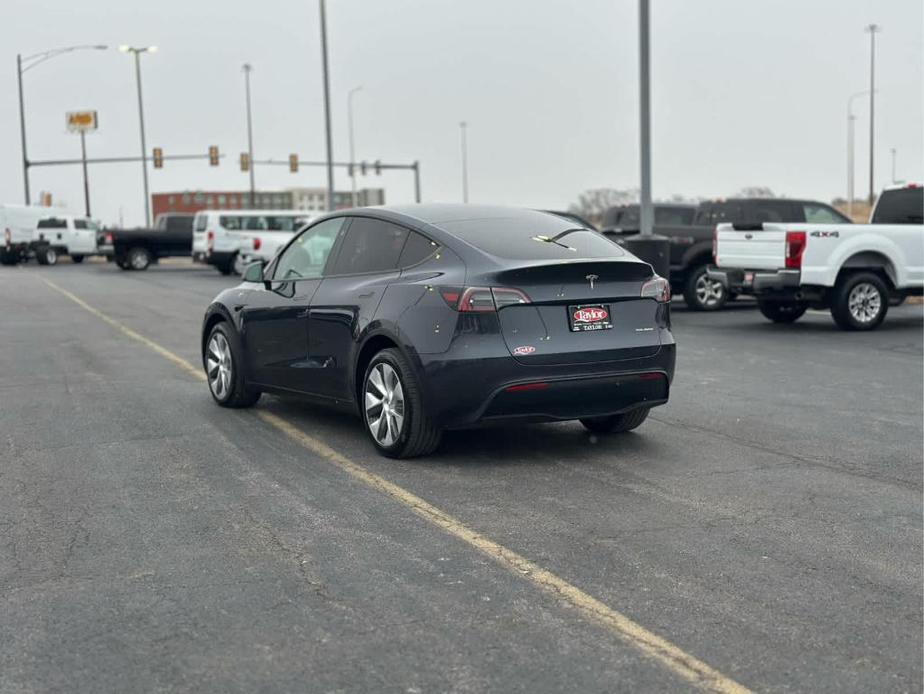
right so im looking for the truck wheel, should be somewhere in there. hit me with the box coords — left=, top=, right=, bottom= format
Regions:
left=581, top=408, right=650, bottom=434
left=0, top=249, right=18, bottom=266
left=231, top=252, right=246, bottom=276
left=70, top=254, right=85, bottom=264
left=831, top=272, right=888, bottom=331
left=36, top=246, right=58, bottom=266
left=683, top=265, right=727, bottom=311
left=127, top=247, right=152, bottom=271
left=758, top=300, right=807, bottom=323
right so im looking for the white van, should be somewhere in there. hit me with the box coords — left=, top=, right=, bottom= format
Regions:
left=33, top=215, right=101, bottom=265
left=0, top=204, right=56, bottom=265
left=192, top=210, right=313, bottom=275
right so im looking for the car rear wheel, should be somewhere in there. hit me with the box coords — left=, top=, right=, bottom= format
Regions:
left=580, top=407, right=650, bottom=434
left=757, top=300, right=807, bottom=323
left=232, top=252, right=246, bottom=276
left=205, top=323, right=261, bottom=408
left=128, top=247, right=152, bottom=271
left=0, top=250, right=18, bottom=266
left=683, top=265, right=727, bottom=311
left=36, top=246, right=58, bottom=266
left=831, top=272, right=888, bottom=331
left=363, top=348, right=441, bottom=458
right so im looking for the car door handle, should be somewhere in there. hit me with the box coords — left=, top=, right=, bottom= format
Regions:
left=358, top=291, right=374, bottom=298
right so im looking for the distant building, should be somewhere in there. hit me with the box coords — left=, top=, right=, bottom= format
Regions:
left=151, top=187, right=385, bottom=218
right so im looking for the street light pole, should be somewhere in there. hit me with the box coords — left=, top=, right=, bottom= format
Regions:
left=79, top=131, right=91, bottom=217
left=347, top=85, right=363, bottom=207
left=459, top=121, right=469, bottom=203
left=890, top=148, right=896, bottom=183
left=638, top=0, right=652, bottom=237
left=243, top=63, right=256, bottom=199
left=319, top=0, right=335, bottom=212
left=16, top=44, right=107, bottom=206
left=121, top=45, right=157, bottom=226
left=846, top=90, right=869, bottom=220
left=865, top=24, right=880, bottom=206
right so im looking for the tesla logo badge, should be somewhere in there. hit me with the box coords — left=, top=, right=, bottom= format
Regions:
left=745, top=233, right=753, bottom=240
left=585, top=274, right=599, bottom=289
left=512, top=345, right=536, bottom=355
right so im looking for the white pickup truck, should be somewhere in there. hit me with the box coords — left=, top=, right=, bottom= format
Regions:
left=708, top=184, right=923, bottom=330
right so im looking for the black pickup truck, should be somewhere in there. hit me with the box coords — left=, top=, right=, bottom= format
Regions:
left=110, top=214, right=195, bottom=270
left=603, top=199, right=851, bottom=310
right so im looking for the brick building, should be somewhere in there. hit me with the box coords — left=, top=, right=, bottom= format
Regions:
left=151, top=188, right=385, bottom=219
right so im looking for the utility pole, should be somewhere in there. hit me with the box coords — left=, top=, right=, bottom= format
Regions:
left=79, top=131, right=90, bottom=216
left=865, top=24, right=880, bottom=205
left=120, top=45, right=157, bottom=226
left=459, top=121, right=469, bottom=203
left=890, top=148, right=896, bottom=183
left=319, top=0, right=335, bottom=211
left=348, top=85, right=363, bottom=207
left=638, top=0, right=652, bottom=237
left=846, top=90, right=869, bottom=220
left=242, top=64, right=256, bottom=200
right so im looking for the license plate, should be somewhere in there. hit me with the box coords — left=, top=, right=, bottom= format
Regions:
left=568, top=304, right=613, bottom=332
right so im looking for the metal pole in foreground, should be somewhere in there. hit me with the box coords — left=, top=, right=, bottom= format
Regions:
left=413, top=161, right=421, bottom=203
left=80, top=131, right=90, bottom=217
left=122, top=46, right=155, bottom=226
left=638, top=0, right=652, bottom=237
left=890, top=148, right=896, bottom=183
left=348, top=86, right=362, bottom=207
left=459, top=121, right=469, bottom=203
left=16, top=54, right=30, bottom=205
left=319, top=0, right=335, bottom=211
left=243, top=64, right=256, bottom=199
left=866, top=24, right=880, bottom=205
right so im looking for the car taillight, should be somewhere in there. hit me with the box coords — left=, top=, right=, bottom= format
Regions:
left=252, top=237, right=262, bottom=251
left=207, top=230, right=214, bottom=251
left=785, top=231, right=806, bottom=269
left=104, top=232, right=113, bottom=244
left=439, top=286, right=531, bottom=312
left=640, top=277, right=671, bottom=302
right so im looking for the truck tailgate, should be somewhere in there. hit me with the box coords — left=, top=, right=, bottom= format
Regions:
left=715, top=224, right=785, bottom=270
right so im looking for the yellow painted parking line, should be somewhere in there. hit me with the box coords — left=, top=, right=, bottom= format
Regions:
left=38, top=274, right=752, bottom=694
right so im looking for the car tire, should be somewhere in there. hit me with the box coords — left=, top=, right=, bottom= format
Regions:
left=71, top=254, right=85, bottom=264
left=36, top=246, right=58, bottom=266
left=204, top=322, right=261, bottom=408
left=362, top=348, right=441, bottom=458
left=830, top=271, right=889, bottom=331
left=217, top=259, right=233, bottom=276
left=757, top=300, right=807, bottom=323
left=231, top=252, right=246, bottom=276
left=580, top=407, right=650, bottom=434
left=683, top=265, right=727, bottom=311
left=0, top=250, right=18, bottom=266
left=127, top=247, right=152, bottom=271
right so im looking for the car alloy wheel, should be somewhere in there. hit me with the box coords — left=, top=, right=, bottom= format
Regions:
left=847, top=282, right=881, bottom=324
left=130, top=248, right=150, bottom=270
left=695, top=273, right=725, bottom=308
left=206, top=331, right=233, bottom=401
left=364, top=362, right=406, bottom=447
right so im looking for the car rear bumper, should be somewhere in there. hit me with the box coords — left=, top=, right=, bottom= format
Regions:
left=707, top=266, right=801, bottom=296
left=420, top=342, right=675, bottom=429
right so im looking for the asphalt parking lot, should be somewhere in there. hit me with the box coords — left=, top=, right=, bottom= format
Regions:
left=1, top=260, right=921, bottom=693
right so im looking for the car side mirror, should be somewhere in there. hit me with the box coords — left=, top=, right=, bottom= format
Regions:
left=242, top=260, right=266, bottom=284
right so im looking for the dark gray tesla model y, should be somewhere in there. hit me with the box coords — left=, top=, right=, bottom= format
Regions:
left=201, top=205, right=675, bottom=458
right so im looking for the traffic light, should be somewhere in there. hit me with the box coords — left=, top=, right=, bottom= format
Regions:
left=289, top=154, right=298, bottom=173
left=240, top=152, right=250, bottom=172
left=360, top=161, right=367, bottom=176
left=208, top=145, right=219, bottom=166
left=152, top=147, right=163, bottom=169
left=374, top=160, right=382, bottom=175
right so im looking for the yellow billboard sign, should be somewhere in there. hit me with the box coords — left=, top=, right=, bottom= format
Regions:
left=66, top=110, right=98, bottom=133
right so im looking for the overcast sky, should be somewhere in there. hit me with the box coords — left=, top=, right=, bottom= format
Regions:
left=1, top=0, right=921, bottom=225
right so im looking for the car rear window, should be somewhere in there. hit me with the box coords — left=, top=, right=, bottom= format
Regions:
left=444, top=217, right=624, bottom=260
left=37, top=218, right=66, bottom=228
left=871, top=187, right=924, bottom=224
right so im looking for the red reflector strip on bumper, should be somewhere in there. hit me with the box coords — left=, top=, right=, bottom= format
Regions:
left=505, top=382, right=550, bottom=393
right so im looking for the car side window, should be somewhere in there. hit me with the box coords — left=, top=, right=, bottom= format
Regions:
left=194, top=215, right=207, bottom=232
left=746, top=200, right=794, bottom=223
left=74, top=219, right=88, bottom=229
left=694, top=205, right=712, bottom=225
left=803, top=203, right=847, bottom=224
left=399, top=231, right=439, bottom=268
left=274, top=217, right=346, bottom=280
left=328, top=217, right=409, bottom=275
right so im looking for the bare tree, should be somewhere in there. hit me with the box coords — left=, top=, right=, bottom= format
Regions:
left=734, top=186, right=775, bottom=198
left=569, top=188, right=639, bottom=226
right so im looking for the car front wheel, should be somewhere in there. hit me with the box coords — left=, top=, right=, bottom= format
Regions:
left=205, top=323, right=261, bottom=408
left=128, top=247, right=152, bottom=271
left=831, top=272, right=888, bottom=331
left=363, top=348, right=441, bottom=458
left=581, top=408, right=650, bottom=434
left=683, top=265, right=727, bottom=311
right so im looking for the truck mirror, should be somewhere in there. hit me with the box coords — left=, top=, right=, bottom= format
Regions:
left=242, top=260, right=266, bottom=283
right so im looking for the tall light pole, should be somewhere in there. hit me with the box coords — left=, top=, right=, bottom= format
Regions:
left=319, top=0, right=335, bottom=211
left=638, top=0, right=652, bottom=238
left=242, top=63, right=256, bottom=200
left=459, top=121, right=469, bottom=203
left=890, top=148, right=896, bottom=183
left=347, top=85, right=363, bottom=207
left=846, top=90, right=870, bottom=220
left=16, top=44, right=107, bottom=205
left=120, top=45, right=157, bottom=226
left=865, top=24, right=880, bottom=205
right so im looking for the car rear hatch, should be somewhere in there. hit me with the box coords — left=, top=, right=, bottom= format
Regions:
left=715, top=223, right=786, bottom=270
left=490, top=259, right=665, bottom=365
